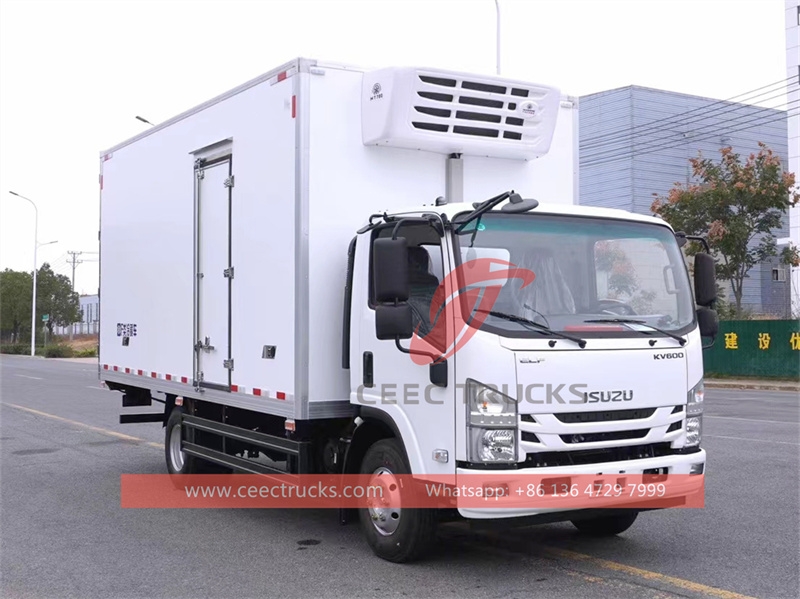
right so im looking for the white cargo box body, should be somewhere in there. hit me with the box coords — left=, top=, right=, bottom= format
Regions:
left=99, top=58, right=577, bottom=420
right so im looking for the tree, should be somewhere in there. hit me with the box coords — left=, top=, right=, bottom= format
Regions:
left=0, top=269, right=32, bottom=342
left=35, top=263, right=81, bottom=335
left=651, top=143, right=799, bottom=316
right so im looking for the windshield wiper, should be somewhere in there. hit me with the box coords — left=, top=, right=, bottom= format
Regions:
left=583, top=318, right=686, bottom=346
left=477, top=310, right=587, bottom=348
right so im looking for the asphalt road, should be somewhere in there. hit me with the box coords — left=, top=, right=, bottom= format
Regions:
left=1, top=355, right=798, bottom=599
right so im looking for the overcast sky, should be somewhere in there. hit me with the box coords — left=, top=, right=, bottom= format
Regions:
left=0, top=0, right=790, bottom=295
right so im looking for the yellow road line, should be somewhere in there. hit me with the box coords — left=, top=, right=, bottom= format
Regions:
left=541, top=546, right=758, bottom=599
left=3, top=403, right=162, bottom=449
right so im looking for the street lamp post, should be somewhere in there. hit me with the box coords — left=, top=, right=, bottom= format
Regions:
left=9, top=191, right=57, bottom=357
left=494, top=0, right=501, bottom=75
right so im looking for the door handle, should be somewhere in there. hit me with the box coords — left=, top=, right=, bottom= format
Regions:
left=195, top=336, right=215, bottom=352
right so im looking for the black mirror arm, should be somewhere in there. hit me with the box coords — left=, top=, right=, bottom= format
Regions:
left=393, top=337, right=445, bottom=363
left=679, top=233, right=711, bottom=254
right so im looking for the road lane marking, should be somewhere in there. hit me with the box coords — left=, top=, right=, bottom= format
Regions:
left=705, top=434, right=799, bottom=446
left=87, top=386, right=110, bottom=390
left=706, top=416, right=799, bottom=425
left=3, top=403, right=161, bottom=449
left=541, top=546, right=758, bottom=599
left=15, top=374, right=43, bottom=380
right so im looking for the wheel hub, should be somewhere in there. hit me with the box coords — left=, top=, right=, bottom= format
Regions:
left=169, top=422, right=185, bottom=471
left=367, top=467, right=401, bottom=536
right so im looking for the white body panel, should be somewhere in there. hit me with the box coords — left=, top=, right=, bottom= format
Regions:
left=99, top=59, right=578, bottom=419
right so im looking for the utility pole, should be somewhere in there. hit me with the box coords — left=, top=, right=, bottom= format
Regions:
left=494, top=0, right=501, bottom=75
left=67, top=251, right=83, bottom=340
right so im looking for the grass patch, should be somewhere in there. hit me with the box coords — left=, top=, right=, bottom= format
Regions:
left=0, top=343, right=29, bottom=355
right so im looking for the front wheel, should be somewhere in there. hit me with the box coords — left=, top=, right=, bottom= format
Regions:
left=571, top=511, right=639, bottom=536
left=358, top=439, right=438, bottom=563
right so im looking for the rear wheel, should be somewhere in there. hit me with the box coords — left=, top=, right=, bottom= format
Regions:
left=358, top=439, right=437, bottom=563
left=571, top=511, right=639, bottom=536
left=165, top=405, right=232, bottom=476
left=165, top=406, right=197, bottom=475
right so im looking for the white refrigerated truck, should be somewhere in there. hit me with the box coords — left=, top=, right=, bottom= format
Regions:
left=99, top=57, right=718, bottom=562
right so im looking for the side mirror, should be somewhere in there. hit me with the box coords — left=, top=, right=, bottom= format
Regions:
left=373, top=237, right=409, bottom=302
left=694, top=253, right=716, bottom=307
left=697, top=307, right=718, bottom=348
left=375, top=304, right=413, bottom=340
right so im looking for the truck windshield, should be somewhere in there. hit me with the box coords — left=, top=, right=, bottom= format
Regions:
left=452, top=212, right=696, bottom=337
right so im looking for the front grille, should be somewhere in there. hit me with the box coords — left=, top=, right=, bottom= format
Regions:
left=554, top=408, right=656, bottom=423
left=560, top=429, right=649, bottom=444
left=522, top=442, right=674, bottom=468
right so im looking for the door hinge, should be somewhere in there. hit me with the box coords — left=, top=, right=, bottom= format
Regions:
left=223, top=359, right=234, bottom=370
left=224, top=175, right=234, bottom=188
left=223, top=267, right=234, bottom=279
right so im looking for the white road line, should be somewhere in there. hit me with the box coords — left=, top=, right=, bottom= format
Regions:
left=705, top=434, right=799, bottom=446
left=87, top=386, right=108, bottom=390
left=15, top=374, right=43, bottom=380
left=706, top=415, right=799, bottom=425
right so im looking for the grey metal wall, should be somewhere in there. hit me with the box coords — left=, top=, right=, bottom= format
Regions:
left=579, top=85, right=790, bottom=315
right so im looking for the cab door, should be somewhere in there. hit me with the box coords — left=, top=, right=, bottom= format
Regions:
left=352, top=218, right=456, bottom=476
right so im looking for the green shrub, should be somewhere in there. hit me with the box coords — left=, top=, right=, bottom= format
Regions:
left=0, top=343, right=28, bottom=355
left=42, top=344, right=75, bottom=358
left=74, top=347, right=98, bottom=358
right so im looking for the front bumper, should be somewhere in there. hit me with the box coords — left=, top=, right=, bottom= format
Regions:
left=456, top=448, right=706, bottom=519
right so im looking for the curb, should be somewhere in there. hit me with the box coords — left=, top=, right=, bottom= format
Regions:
left=705, top=382, right=800, bottom=392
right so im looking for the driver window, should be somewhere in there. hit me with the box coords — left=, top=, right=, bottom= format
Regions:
left=370, top=223, right=445, bottom=348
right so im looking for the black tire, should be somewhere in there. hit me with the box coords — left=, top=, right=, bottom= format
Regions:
left=571, top=511, right=639, bottom=536
left=358, top=439, right=438, bottom=563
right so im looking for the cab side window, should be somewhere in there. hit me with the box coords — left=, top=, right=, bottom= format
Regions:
left=369, top=223, right=444, bottom=346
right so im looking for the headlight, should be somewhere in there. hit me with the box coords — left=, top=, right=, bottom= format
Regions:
left=467, top=380, right=518, bottom=463
left=685, top=416, right=703, bottom=447
left=685, top=380, right=704, bottom=447
left=687, top=380, right=704, bottom=417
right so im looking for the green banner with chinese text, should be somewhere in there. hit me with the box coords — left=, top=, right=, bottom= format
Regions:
left=703, top=320, right=800, bottom=379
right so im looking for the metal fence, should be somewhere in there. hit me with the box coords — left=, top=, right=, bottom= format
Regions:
left=703, top=320, right=800, bottom=379
left=52, top=322, right=99, bottom=336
